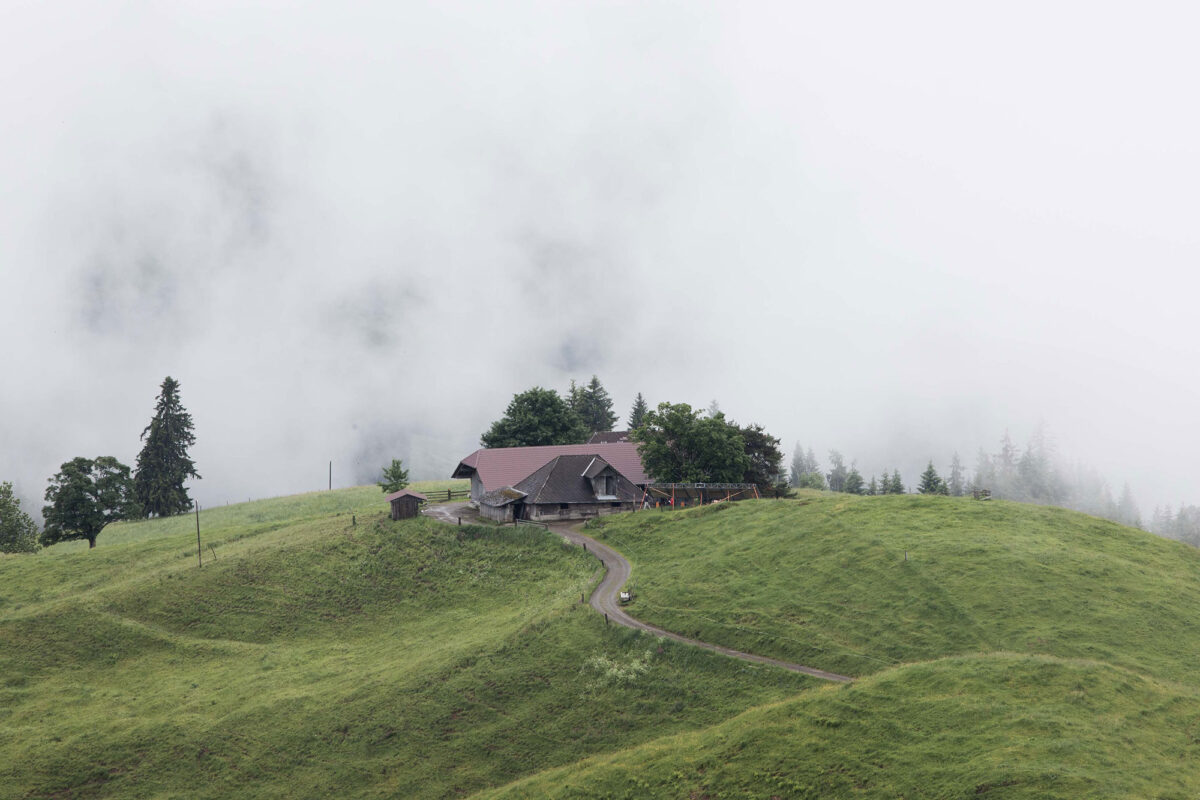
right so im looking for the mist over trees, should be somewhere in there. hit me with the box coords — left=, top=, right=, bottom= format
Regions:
left=790, top=426, right=1162, bottom=537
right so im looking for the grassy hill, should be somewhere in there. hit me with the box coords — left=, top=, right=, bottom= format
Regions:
left=482, top=654, right=1200, bottom=799
left=8, top=487, right=1200, bottom=798
left=0, top=482, right=810, bottom=798
left=588, top=493, right=1200, bottom=682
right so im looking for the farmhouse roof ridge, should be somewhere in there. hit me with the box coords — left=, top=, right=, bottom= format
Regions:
left=453, top=441, right=648, bottom=491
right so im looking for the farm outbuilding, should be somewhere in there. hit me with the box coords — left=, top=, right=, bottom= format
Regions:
left=386, top=489, right=427, bottom=520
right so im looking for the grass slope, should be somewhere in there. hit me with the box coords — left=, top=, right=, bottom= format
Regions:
left=482, top=653, right=1200, bottom=799
left=0, top=484, right=811, bottom=798
left=589, top=494, right=1200, bottom=682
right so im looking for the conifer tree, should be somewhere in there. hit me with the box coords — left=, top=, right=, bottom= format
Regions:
left=573, top=375, right=618, bottom=433
left=867, top=476, right=878, bottom=496
left=918, top=460, right=946, bottom=495
left=789, top=444, right=805, bottom=488
left=947, top=452, right=965, bottom=497
left=844, top=466, right=865, bottom=495
left=628, top=392, right=649, bottom=430
left=134, top=377, right=200, bottom=518
left=891, top=469, right=906, bottom=494
left=378, top=459, right=410, bottom=494
left=0, top=481, right=39, bottom=553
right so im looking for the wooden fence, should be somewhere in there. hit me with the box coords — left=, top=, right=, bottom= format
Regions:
left=423, top=488, right=470, bottom=502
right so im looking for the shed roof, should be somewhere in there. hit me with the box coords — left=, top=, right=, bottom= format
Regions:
left=513, top=454, right=640, bottom=505
left=385, top=489, right=428, bottom=502
left=480, top=486, right=528, bottom=507
left=452, top=441, right=648, bottom=491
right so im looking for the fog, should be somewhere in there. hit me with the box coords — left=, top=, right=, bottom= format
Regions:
left=2, top=2, right=1198, bottom=520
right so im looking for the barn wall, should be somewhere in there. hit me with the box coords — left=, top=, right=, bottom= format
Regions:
left=470, top=473, right=485, bottom=502
left=480, top=503, right=515, bottom=523
left=527, top=502, right=635, bottom=521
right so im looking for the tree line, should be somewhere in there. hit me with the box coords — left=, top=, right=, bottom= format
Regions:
left=788, top=427, right=1147, bottom=531
left=480, top=379, right=785, bottom=489
left=0, top=377, right=200, bottom=553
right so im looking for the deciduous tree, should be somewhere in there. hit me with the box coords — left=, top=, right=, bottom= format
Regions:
left=481, top=387, right=588, bottom=448
left=739, top=424, right=783, bottom=487
left=43, top=457, right=140, bottom=549
left=632, top=403, right=748, bottom=483
left=826, top=451, right=848, bottom=493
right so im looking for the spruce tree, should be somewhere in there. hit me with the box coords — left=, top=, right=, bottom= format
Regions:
left=628, top=392, right=649, bottom=430
left=572, top=375, right=618, bottom=433
left=844, top=466, right=865, bottom=495
left=0, top=482, right=39, bottom=553
left=918, top=461, right=945, bottom=495
left=891, top=469, right=906, bottom=494
left=378, top=459, right=410, bottom=494
left=789, top=444, right=805, bottom=488
left=947, top=452, right=965, bottom=497
left=134, top=377, right=200, bottom=518
left=867, top=476, right=878, bottom=496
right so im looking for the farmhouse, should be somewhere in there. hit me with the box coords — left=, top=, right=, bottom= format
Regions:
left=452, top=441, right=648, bottom=502
left=477, top=454, right=641, bottom=523
left=452, top=441, right=649, bottom=522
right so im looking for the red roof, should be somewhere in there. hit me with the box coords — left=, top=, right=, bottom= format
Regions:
left=385, top=489, right=428, bottom=502
left=453, top=442, right=648, bottom=491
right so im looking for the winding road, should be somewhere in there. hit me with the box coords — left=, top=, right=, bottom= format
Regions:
left=426, top=503, right=853, bottom=684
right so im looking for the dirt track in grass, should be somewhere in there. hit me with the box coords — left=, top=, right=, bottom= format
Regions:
left=424, top=502, right=852, bottom=683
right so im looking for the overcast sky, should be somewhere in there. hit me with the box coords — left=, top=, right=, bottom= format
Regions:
left=3, top=2, right=1198, bottom=517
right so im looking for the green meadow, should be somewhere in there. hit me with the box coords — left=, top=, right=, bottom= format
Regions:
left=590, top=493, right=1200, bottom=682
left=7, top=485, right=1200, bottom=797
left=0, top=482, right=809, bottom=798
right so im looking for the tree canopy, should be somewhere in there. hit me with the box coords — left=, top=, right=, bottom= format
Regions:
left=42, top=457, right=140, bottom=549
left=378, top=459, right=410, bottom=494
left=134, top=376, right=200, bottom=518
left=632, top=403, right=749, bottom=483
left=0, top=482, right=39, bottom=553
left=569, top=376, right=618, bottom=434
left=739, top=424, right=784, bottom=488
left=481, top=387, right=588, bottom=448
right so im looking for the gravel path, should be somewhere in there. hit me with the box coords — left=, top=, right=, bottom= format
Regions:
left=424, top=502, right=853, bottom=684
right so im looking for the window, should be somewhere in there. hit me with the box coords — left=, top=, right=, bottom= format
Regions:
left=559, top=503, right=569, bottom=510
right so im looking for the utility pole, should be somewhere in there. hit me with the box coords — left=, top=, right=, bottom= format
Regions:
left=195, top=502, right=202, bottom=568
left=328, top=461, right=332, bottom=491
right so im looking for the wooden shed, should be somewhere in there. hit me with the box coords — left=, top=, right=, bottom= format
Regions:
left=385, top=489, right=428, bottom=520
